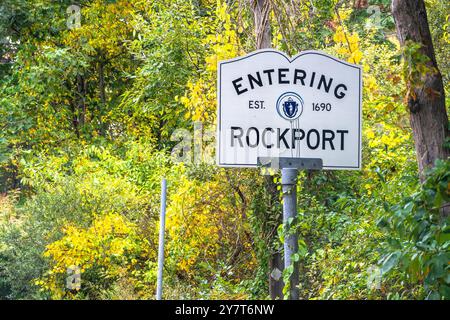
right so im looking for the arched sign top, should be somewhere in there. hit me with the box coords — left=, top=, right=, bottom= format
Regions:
left=217, top=50, right=362, bottom=170
left=218, top=49, right=362, bottom=70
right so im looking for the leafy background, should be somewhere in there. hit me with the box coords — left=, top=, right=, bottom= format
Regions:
left=0, top=0, right=448, bottom=299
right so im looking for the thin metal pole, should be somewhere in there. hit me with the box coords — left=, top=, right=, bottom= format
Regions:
left=156, top=178, right=167, bottom=300
left=281, top=168, right=299, bottom=300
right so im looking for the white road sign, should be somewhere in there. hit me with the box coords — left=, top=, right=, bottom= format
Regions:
left=217, top=49, right=362, bottom=169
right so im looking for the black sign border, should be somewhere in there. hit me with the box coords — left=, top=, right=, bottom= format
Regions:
left=217, top=49, right=362, bottom=170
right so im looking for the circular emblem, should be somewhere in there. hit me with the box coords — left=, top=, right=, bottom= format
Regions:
left=276, top=92, right=304, bottom=121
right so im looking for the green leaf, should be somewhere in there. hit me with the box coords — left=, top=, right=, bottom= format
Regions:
left=380, top=252, right=400, bottom=274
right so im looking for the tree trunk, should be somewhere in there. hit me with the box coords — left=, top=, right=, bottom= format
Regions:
left=76, top=74, right=86, bottom=128
left=392, top=0, right=449, bottom=181
left=252, top=0, right=284, bottom=300
left=98, top=59, right=107, bottom=137
left=253, top=0, right=271, bottom=49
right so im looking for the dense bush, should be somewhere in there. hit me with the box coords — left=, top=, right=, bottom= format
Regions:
left=378, top=159, right=450, bottom=300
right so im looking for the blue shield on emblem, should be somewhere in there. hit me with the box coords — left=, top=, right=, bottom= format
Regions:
left=283, top=98, right=298, bottom=118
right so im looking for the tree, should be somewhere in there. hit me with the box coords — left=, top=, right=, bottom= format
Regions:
left=251, top=0, right=285, bottom=300
left=392, top=0, right=449, bottom=180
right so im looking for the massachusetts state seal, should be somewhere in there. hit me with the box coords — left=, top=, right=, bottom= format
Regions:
left=276, top=92, right=304, bottom=121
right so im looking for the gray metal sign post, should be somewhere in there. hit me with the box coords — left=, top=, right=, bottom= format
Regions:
left=156, top=178, right=167, bottom=300
left=258, top=157, right=322, bottom=300
left=281, top=167, right=300, bottom=300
